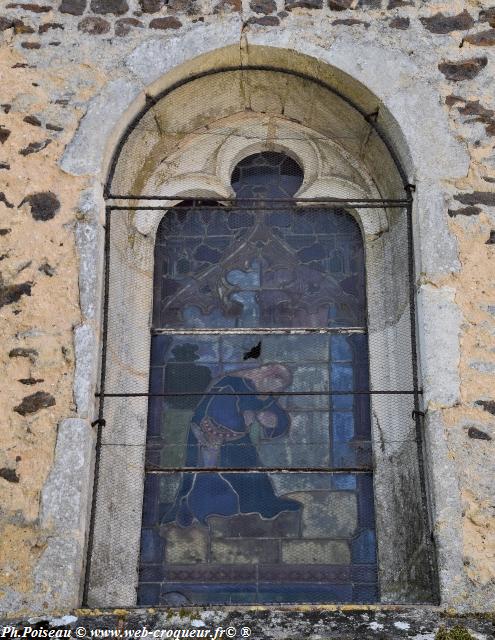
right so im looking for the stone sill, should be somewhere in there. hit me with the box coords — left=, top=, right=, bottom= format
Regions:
left=3, top=606, right=494, bottom=639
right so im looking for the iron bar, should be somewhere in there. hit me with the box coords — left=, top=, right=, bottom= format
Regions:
left=106, top=203, right=406, bottom=211
left=96, top=390, right=423, bottom=397
left=144, top=467, right=374, bottom=474
left=151, top=327, right=367, bottom=335
left=106, top=195, right=409, bottom=204
left=82, top=206, right=111, bottom=606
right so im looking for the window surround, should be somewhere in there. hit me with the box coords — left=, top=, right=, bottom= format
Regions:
left=86, top=108, right=434, bottom=606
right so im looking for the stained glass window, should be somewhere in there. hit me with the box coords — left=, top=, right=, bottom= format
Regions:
left=138, top=152, right=377, bottom=605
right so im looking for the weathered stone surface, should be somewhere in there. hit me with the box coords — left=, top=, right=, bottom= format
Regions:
left=213, top=0, right=240, bottom=12
left=73, top=324, right=97, bottom=417
left=20, top=192, right=60, bottom=220
left=388, top=17, right=409, bottom=30
left=249, top=0, right=276, bottom=14
left=247, top=15, right=279, bottom=25
left=39, top=22, right=64, bottom=33
left=115, top=17, right=143, bottom=36
left=328, top=0, right=351, bottom=9
left=479, top=8, right=495, bottom=27
left=6, top=3, right=51, bottom=11
left=448, top=206, right=481, bottom=217
left=13, top=391, right=56, bottom=415
left=19, top=139, right=51, bottom=154
left=9, top=347, right=38, bottom=360
left=0, top=126, right=11, bottom=143
left=78, top=16, right=111, bottom=33
left=20, top=41, right=41, bottom=49
left=333, top=18, right=369, bottom=27
left=59, top=0, right=86, bottom=14
left=0, top=467, right=19, bottom=483
left=0, top=277, right=32, bottom=308
left=285, top=0, right=321, bottom=9
left=23, top=115, right=41, bottom=125
left=149, top=16, right=182, bottom=29
left=138, top=0, right=162, bottom=12
left=455, top=192, right=495, bottom=207
left=387, top=0, right=412, bottom=7
left=438, top=57, right=488, bottom=81
left=468, top=426, right=492, bottom=441
left=464, top=29, right=495, bottom=46
left=420, top=10, right=474, bottom=34
left=90, top=0, right=128, bottom=15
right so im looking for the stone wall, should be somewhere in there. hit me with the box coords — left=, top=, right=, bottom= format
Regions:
left=0, top=0, right=494, bottom=618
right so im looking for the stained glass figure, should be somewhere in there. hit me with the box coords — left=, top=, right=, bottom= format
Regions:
left=139, top=152, right=377, bottom=605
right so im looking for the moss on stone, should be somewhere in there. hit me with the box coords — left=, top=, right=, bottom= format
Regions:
left=435, top=626, right=475, bottom=640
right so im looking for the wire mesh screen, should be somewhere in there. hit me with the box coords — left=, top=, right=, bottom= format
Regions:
left=87, top=150, right=437, bottom=607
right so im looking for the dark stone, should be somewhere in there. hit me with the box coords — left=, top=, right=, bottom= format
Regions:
left=0, top=228, right=11, bottom=235
left=483, top=176, right=495, bottom=184
left=247, top=14, right=279, bottom=24
left=463, top=29, right=495, bottom=46
left=468, top=426, right=492, bottom=441
left=14, top=391, right=56, bottom=416
left=420, top=10, right=474, bottom=34
left=249, top=0, right=276, bottom=13
left=23, top=115, right=41, bottom=126
left=389, top=16, right=409, bottom=29
left=8, top=349, right=25, bottom=369
left=1, top=104, right=11, bottom=113
left=0, top=162, right=10, bottom=170
left=333, top=18, right=369, bottom=27
left=445, top=94, right=466, bottom=107
left=38, top=261, right=55, bottom=276
left=20, top=192, right=60, bottom=221
left=149, top=16, right=182, bottom=28
left=0, top=193, right=14, bottom=208
left=1, top=18, right=36, bottom=33
left=6, top=3, right=51, bottom=11
left=448, top=206, right=481, bottom=217
left=328, top=0, right=351, bottom=9
left=476, top=400, right=495, bottom=415
left=387, top=0, right=412, bottom=7
left=39, top=22, right=64, bottom=32
left=45, top=122, right=63, bottom=131
left=479, top=8, right=495, bottom=28
left=59, top=0, right=86, bottom=14
left=21, top=41, right=41, bottom=49
left=90, top=0, right=128, bottom=14
left=438, top=57, right=488, bottom=81
left=454, top=192, right=495, bottom=207
left=0, top=126, right=11, bottom=144
left=138, top=0, right=162, bottom=12
left=213, top=0, right=241, bottom=12
left=0, top=278, right=32, bottom=308
left=0, top=468, right=19, bottom=483
left=19, top=139, right=51, bottom=155
left=78, top=15, right=111, bottom=32
left=486, top=231, right=495, bottom=245
left=285, top=0, right=321, bottom=9
left=18, top=377, right=44, bottom=385
left=357, top=0, right=380, bottom=6
left=115, top=17, right=143, bottom=35
left=457, top=99, right=495, bottom=135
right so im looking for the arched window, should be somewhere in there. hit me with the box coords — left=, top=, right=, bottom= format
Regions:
left=137, top=152, right=377, bottom=605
